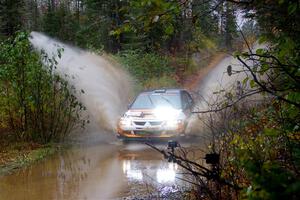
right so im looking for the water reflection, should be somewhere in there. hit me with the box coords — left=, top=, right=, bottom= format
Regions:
left=0, top=143, right=119, bottom=200
left=0, top=143, right=191, bottom=200
left=118, top=145, right=181, bottom=186
left=122, top=160, right=178, bottom=183
left=156, top=163, right=177, bottom=183
left=122, top=160, right=143, bottom=181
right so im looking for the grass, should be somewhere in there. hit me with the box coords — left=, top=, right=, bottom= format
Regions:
left=114, top=50, right=178, bottom=91
left=0, top=139, right=58, bottom=176
left=143, top=75, right=178, bottom=89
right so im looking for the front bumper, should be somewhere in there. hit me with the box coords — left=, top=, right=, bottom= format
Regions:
left=117, top=123, right=185, bottom=139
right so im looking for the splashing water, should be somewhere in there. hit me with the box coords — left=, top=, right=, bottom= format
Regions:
left=29, top=32, right=133, bottom=131
left=186, top=44, right=265, bottom=135
left=185, top=55, right=244, bottom=135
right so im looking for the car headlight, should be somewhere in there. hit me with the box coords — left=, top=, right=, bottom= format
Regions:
left=154, top=107, right=181, bottom=120
left=119, top=117, right=132, bottom=127
left=166, top=119, right=183, bottom=128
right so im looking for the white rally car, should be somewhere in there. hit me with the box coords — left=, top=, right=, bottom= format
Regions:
left=117, top=89, right=194, bottom=139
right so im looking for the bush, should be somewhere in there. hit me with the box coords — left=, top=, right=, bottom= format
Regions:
left=224, top=102, right=300, bottom=200
left=0, top=32, right=87, bottom=143
left=115, top=50, right=176, bottom=88
left=143, top=75, right=178, bottom=89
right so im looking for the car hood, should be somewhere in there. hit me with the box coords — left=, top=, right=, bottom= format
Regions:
left=124, top=108, right=185, bottom=120
left=125, top=109, right=156, bottom=118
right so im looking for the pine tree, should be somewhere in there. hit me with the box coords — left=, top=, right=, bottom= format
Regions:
left=224, top=2, right=237, bottom=50
left=0, top=0, right=25, bottom=37
left=25, top=0, right=41, bottom=32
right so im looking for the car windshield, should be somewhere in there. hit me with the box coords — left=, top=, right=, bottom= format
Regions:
left=130, top=93, right=181, bottom=109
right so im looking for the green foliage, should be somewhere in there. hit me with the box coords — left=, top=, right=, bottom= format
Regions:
left=42, top=1, right=80, bottom=43
left=227, top=104, right=300, bottom=199
left=0, top=32, right=86, bottom=143
left=222, top=8, right=300, bottom=196
left=192, top=0, right=219, bottom=37
left=110, top=0, right=234, bottom=52
left=3, top=0, right=239, bottom=57
left=244, top=0, right=300, bottom=45
left=115, top=50, right=176, bottom=87
left=223, top=2, right=237, bottom=50
left=189, top=27, right=217, bottom=52
left=0, top=143, right=57, bottom=175
left=73, top=0, right=124, bottom=52
left=143, top=75, right=178, bottom=90
left=213, top=2, right=300, bottom=199
left=111, top=0, right=180, bottom=50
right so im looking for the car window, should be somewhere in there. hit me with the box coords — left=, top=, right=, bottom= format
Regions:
left=182, top=91, right=193, bottom=109
left=186, top=92, right=193, bottom=105
left=151, top=94, right=181, bottom=109
left=130, top=94, right=153, bottom=109
left=182, top=92, right=189, bottom=109
left=130, top=93, right=181, bottom=109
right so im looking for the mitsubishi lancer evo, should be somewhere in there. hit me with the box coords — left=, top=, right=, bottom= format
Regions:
left=117, top=89, right=194, bottom=139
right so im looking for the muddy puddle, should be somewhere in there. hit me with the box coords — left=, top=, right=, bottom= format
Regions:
left=0, top=138, right=205, bottom=200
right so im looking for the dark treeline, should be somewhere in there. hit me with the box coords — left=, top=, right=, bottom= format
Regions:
left=1, top=0, right=252, bottom=89
left=0, top=0, right=241, bottom=53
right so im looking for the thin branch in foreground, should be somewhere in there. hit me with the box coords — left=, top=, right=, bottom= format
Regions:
left=236, top=55, right=300, bottom=108
left=192, top=89, right=262, bottom=114
left=145, top=143, right=242, bottom=190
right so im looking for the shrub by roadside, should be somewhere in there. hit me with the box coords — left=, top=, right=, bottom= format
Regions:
left=115, top=50, right=177, bottom=90
left=0, top=32, right=87, bottom=144
left=114, top=48, right=220, bottom=91
left=0, top=32, right=86, bottom=175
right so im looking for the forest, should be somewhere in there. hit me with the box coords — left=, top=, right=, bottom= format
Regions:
left=1, top=0, right=248, bottom=87
left=0, top=0, right=300, bottom=199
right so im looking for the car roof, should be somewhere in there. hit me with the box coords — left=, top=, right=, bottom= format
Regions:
left=140, top=88, right=187, bottom=95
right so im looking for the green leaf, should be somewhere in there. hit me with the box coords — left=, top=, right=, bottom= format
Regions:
left=165, top=25, right=174, bottom=35
left=250, top=79, right=256, bottom=88
left=288, top=3, right=297, bottom=15
left=264, top=128, right=280, bottom=137
left=109, top=30, right=120, bottom=36
left=287, top=92, right=300, bottom=103
left=258, top=35, right=268, bottom=44
left=256, top=48, right=264, bottom=55
left=233, top=51, right=240, bottom=58
left=242, top=77, right=249, bottom=85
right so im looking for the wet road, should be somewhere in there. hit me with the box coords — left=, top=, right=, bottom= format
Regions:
left=0, top=133, right=204, bottom=200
